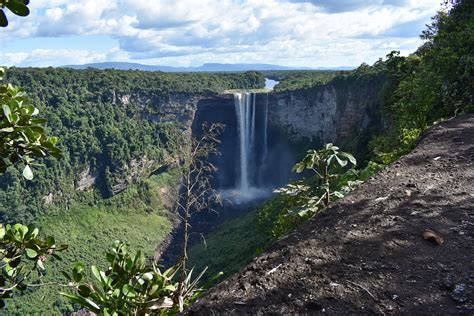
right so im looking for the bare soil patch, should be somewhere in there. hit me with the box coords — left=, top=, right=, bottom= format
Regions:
left=189, top=114, right=474, bottom=314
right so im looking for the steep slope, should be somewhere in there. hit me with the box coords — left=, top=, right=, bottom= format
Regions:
left=189, top=113, right=474, bottom=314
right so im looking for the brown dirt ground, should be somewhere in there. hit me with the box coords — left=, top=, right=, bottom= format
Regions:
left=188, top=113, right=474, bottom=315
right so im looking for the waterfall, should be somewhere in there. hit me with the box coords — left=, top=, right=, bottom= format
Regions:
left=263, top=93, right=268, bottom=164
left=234, top=92, right=269, bottom=194
left=234, top=93, right=251, bottom=192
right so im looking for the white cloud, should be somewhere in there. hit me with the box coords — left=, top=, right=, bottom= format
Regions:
left=2, top=0, right=442, bottom=67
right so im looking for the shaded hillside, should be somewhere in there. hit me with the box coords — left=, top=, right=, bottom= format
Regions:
left=189, top=113, right=474, bottom=314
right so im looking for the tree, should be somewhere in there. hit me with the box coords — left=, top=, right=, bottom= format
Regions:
left=0, top=79, right=64, bottom=307
left=0, top=223, right=67, bottom=308
left=168, top=123, right=223, bottom=309
left=61, top=241, right=206, bottom=315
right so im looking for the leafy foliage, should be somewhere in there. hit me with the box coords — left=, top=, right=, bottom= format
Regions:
left=286, top=144, right=357, bottom=211
left=0, top=0, right=30, bottom=27
left=0, top=68, right=61, bottom=180
left=6, top=172, right=175, bottom=315
left=0, top=68, right=264, bottom=223
left=262, top=70, right=343, bottom=92
left=62, top=241, right=206, bottom=315
left=0, top=62, right=64, bottom=310
left=0, top=223, right=67, bottom=308
left=259, top=144, right=365, bottom=239
left=371, top=1, right=473, bottom=163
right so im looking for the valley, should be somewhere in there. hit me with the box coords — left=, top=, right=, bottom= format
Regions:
left=0, top=1, right=471, bottom=313
left=1, top=67, right=385, bottom=314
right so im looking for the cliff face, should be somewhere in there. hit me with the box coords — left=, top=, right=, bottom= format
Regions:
left=267, top=78, right=384, bottom=155
left=74, top=91, right=200, bottom=196
left=46, top=74, right=385, bottom=202
left=189, top=76, right=385, bottom=192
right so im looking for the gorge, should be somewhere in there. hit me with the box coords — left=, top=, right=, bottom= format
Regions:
left=1, top=1, right=471, bottom=313
left=2, top=67, right=386, bottom=314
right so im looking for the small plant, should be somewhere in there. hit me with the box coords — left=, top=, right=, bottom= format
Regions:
left=279, top=143, right=357, bottom=215
left=259, top=144, right=365, bottom=239
left=62, top=241, right=207, bottom=315
left=0, top=223, right=67, bottom=308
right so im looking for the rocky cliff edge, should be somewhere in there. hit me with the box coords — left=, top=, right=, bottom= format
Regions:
left=189, top=113, right=474, bottom=315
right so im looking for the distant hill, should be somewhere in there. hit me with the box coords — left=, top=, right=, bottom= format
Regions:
left=62, top=62, right=354, bottom=72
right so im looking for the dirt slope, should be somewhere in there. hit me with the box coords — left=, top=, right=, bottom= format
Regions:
left=189, top=113, right=474, bottom=315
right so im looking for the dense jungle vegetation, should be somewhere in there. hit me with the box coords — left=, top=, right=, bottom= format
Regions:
left=0, top=68, right=264, bottom=314
left=1, top=68, right=264, bottom=223
left=262, top=70, right=344, bottom=91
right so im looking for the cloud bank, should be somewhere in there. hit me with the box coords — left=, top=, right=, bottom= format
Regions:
left=1, top=0, right=441, bottom=67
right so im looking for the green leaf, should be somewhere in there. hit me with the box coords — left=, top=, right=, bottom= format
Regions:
left=61, top=271, right=72, bottom=281
left=9, top=113, right=19, bottom=124
left=341, top=152, right=357, bottom=166
left=112, top=288, right=120, bottom=298
left=46, top=236, right=55, bottom=246
left=30, top=227, right=39, bottom=238
left=122, top=284, right=137, bottom=298
left=73, top=263, right=85, bottom=283
left=15, top=223, right=29, bottom=239
left=142, top=272, right=154, bottom=281
left=26, top=248, right=38, bottom=259
left=0, top=127, right=14, bottom=132
left=49, top=136, right=58, bottom=145
left=22, top=165, right=33, bottom=180
left=60, top=293, right=101, bottom=313
left=2, top=104, right=12, bottom=122
left=78, top=285, right=91, bottom=298
left=335, top=155, right=348, bottom=167
left=0, top=10, right=8, bottom=27
left=91, top=265, right=101, bottom=282
left=4, top=2, right=30, bottom=17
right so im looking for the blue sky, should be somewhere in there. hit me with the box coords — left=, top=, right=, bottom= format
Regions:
left=0, top=0, right=442, bottom=68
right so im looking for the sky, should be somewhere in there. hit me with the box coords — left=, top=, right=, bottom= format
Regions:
left=0, top=0, right=442, bottom=68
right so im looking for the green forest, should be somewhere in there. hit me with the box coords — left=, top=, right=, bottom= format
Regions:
left=1, top=68, right=264, bottom=222
left=0, top=68, right=264, bottom=314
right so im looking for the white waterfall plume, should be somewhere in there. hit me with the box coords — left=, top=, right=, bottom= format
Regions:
left=263, top=93, right=269, bottom=165
left=233, top=92, right=270, bottom=200
left=215, top=92, right=273, bottom=204
left=234, top=92, right=251, bottom=192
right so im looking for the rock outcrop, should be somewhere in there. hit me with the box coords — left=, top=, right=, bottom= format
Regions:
left=267, top=78, right=384, bottom=150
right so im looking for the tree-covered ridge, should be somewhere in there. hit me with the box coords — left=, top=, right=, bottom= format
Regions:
left=261, top=70, right=347, bottom=92
left=0, top=68, right=265, bottom=222
left=371, top=0, right=473, bottom=162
